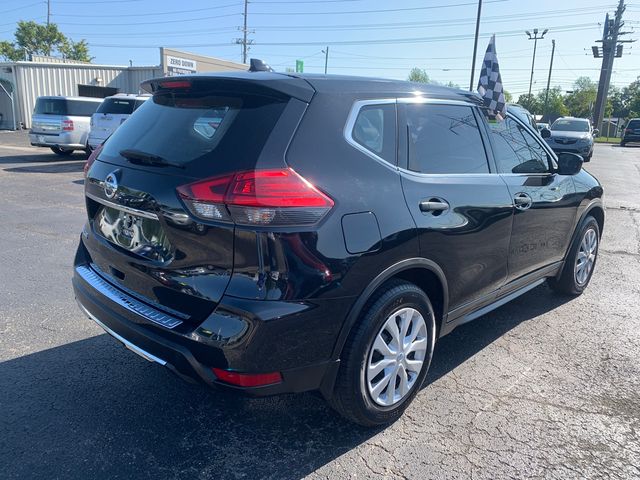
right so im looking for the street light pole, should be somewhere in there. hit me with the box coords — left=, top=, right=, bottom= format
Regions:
left=526, top=28, right=548, bottom=98
left=323, top=46, right=329, bottom=74
left=469, top=0, right=483, bottom=91
left=543, top=39, right=556, bottom=120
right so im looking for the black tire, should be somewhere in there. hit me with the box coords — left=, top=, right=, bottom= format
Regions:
left=584, top=154, right=592, bottom=162
left=50, top=146, right=74, bottom=156
left=620, top=142, right=626, bottom=147
left=549, top=216, right=600, bottom=296
left=330, top=280, right=436, bottom=426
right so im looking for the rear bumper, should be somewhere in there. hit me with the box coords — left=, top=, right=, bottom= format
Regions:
left=622, top=135, right=640, bottom=143
left=73, top=260, right=341, bottom=397
left=29, top=131, right=85, bottom=149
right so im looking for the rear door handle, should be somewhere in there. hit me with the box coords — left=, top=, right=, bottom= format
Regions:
left=513, top=192, right=533, bottom=210
left=419, top=199, right=449, bottom=213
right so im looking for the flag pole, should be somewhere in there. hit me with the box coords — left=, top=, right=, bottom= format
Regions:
left=469, top=0, right=483, bottom=91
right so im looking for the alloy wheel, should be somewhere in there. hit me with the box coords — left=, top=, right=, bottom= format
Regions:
left=575, top=228, right=598, bottom=286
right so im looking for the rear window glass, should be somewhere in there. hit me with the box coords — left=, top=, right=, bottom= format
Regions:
left=99, top=91, right=287, bottom=170
left=34, top=98, right=99, bottom=116
left=627, top=120, right=640, bottom=129
left=96, top=98, right=136, bottom=115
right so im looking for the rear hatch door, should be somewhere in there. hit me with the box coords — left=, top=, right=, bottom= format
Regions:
left=83, top=76, right=311, bottom=323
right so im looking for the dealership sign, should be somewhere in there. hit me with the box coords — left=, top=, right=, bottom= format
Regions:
left=166, top=55, right=198, bottom=75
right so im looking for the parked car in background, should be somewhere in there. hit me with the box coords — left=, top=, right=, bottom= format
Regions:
left=88, top=94, right=149, bottom=150
left=621, top=118, right=640, bottom=147
left=74, top=72, right=604, bottom=426
left=537, top=122, right=549, bottom=131
left=541, top=117, right=597, bottom=162
left=507, top=103, right=537, bottom=131
left=29, top=96, right=102, bottom=156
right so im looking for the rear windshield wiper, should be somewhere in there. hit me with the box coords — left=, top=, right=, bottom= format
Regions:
left=119, top=149, right=184, bottom=168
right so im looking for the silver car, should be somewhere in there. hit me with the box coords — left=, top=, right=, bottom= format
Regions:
left=29, top=96, right=103, bottom=156
left=542, top=117, right=597, bottom=162
left=88, top=94, right=149, bottom=150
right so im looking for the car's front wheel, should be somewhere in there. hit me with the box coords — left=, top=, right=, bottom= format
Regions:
left=50, top=146, right=74, bottom=156
left=330, top=280, right=436, bottom=426
left=549, top=215, right=600, bottom=295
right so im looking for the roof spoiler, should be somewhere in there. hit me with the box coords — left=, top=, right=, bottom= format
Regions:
left=249, top=58, right=274, bottom=73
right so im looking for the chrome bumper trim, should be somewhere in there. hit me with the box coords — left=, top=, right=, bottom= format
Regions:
left=77, top=301, right=167, bottom=365
left=76, top=264, right=183, bottom=329
left=86, top=192, right=159, bottom=220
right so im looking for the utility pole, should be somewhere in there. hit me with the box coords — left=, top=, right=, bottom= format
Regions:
left=47, top=0, right=51, bottom=25
left=235, top=0, right=252, bottom=64
left=323, top=46, right=329, bottom=74
left=592, top=0, right=633, bottom=132
left=543, top=39, right=556, bottom=120
left=469, top=0, right=482, bottom=91
left=526, top=28, right=548, bottom=98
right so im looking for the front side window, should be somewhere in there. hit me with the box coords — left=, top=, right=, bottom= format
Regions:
left=486, top=115, right=550, bottom=174
left=351, top=103, right=396, bottom=164
left=405, top=103, right=489, bottom=174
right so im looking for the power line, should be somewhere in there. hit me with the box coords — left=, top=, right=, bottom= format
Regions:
left=52, top=3, right=242, bottom=17
left=0, top=2, right=42, bottom=14
left=57, top=12, right=240, bottom=26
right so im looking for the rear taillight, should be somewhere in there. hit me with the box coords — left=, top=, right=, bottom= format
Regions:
left=62, top=119, right=74, bottom=131
left=177, top=168, right=334, bottom=226
left=625, top=128, right=632, bottom=133
left=84, top=143, right=103, bottom=177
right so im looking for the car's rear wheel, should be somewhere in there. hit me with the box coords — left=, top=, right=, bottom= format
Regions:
left=330, top=280, right=435, bottom=426
left=50, top=146, right=74, bottom=156
left=620, top=142, right=626, bottom=147
left=549, top=216, right=600, bottom=295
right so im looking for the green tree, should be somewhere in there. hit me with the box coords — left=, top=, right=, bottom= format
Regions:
left=516, top=93, right=540, bottom=114
left=59, top=39, right=92, bottom=62
left=622, top=77, right=640, bottom=118
left=536, top=86, right=568, bottom=120
left=564, top=76, right=597, bottom=118
left=503, top=90, right=513, bottom=103
left=408, top=68, right=431, bottom=83
left=0, top=20, right=90, bottom=62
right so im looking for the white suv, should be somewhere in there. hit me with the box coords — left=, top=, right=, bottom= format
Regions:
left=88, top=94, right=149, bottom=150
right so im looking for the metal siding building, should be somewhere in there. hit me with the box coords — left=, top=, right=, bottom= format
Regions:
left=0, top=61, right=162, bottom=129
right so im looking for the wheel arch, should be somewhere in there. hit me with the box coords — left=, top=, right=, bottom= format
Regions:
left=331, top=258, right=449, bottom=361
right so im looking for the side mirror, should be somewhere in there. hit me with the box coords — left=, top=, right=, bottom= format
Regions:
left=556, top=152, right=583, bottom=175
left=593, top=128, right=599, bottom=136
left=541, top=128, right=551, bottom=139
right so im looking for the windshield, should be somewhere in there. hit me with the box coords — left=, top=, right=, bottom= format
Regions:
left=99, top=90, right=287, bottom=170
left=96, top=98, right=136, bottom=115
left=551, top=119, right=590, bottom=132
left=34, top=98, right=100, bottom=116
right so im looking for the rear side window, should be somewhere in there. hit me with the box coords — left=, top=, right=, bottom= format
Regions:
left=351, top=104, right=396, bottom=163
left=486, top=116, right=550, bottom=174
left=34, top=98, right=99, bottom=116
left=96, top=98, right=136, bottom=115
left=405, top=103, right=489, bottom=174
left=99, top=90, right=287, bottom=171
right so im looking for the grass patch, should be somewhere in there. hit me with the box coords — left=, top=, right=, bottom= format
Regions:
left=595, top=137, right=621, bottom=144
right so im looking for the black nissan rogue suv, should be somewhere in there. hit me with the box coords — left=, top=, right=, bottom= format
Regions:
left=73, top=71, right=604, bottom=426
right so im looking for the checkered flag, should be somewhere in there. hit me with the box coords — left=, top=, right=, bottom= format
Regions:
left=477, top=35, right=507, bottom=118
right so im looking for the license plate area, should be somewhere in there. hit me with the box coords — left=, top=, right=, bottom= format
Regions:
left=95, top=205, right=173, bottom=262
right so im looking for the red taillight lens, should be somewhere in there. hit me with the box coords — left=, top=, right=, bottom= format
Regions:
left=159, top=80, right=192, bottom=89
left=62, top=119, right=74, bottom=131
left=84, top=143, right=103, bottom=177
left=177, top=168, right=334, bottom=226
left=625, top=128, right=633, bottom=133
left=212, top=368, right=282, bottom=387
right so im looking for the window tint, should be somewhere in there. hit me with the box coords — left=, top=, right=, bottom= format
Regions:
left=551, top=119, right=590, bottom=132
left=100, top=92, right=286, bottom=169
left=96, top=98, right=136, bottom=115
left=627, top=120, right=640, bottom=129
left=405, top=103, right=489, bottom=174
left=34, top=98, right=99, bottom=116
left=486, top=116, right=550, bottom=174
left=352, top=104, right=396, bottom=163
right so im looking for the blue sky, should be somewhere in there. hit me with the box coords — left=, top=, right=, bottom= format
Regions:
left=1, top=0, right=639, bottom=98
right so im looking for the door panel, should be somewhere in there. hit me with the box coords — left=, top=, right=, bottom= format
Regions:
left=401, top=173, right=514, bottom=309
left=399, top=102, right=513, bottom=310
left=482, top=113, right=579, bottom=281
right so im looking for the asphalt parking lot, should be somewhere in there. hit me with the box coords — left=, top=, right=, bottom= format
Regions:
left=1, top=131, right=639, bottom=479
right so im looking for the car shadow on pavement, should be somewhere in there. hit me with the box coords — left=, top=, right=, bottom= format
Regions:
left=3, top=159, right=85, bottom=174
left=0, top=152, right=87, bottom=165
left=1, top=284, right=572, bottom=480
